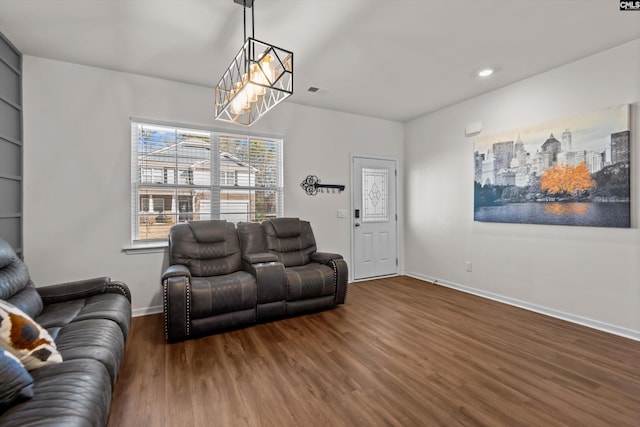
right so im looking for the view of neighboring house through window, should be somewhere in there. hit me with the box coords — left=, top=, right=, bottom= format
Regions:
left=131, top=121, right=283, bottom=243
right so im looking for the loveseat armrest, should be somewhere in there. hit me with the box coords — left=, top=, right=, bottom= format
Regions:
left=243, top=252, right=278, bottom=264
left=37, top=277, right=131, bottom=304
left=311, top=252, right=343, bottom=265
left=245, top=261, right=286, bottom=320
left=162, top=265, right=192, bottom=342
left=162, top=264, right=191, bottom=280
left=331, top=258, right=349, bottom=304
left=244, top=261, right=285, bottom=303
left=310, top=252, right=348, bottom=303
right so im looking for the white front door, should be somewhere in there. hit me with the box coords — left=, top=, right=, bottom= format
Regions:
left=352, top=157, right=398, bottom=280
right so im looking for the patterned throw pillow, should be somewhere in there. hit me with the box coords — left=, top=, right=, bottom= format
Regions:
left=0, top=349, right=34, bottom=410
left=0, top=300, right=62, bottom=370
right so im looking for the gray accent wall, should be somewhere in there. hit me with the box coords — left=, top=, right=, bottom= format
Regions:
left=0, top=31, right=22, bottom=255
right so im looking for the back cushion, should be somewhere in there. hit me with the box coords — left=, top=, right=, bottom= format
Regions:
left=0, top=240, right=43, bottom=318
left=262, top=218, right=317, bottom=267
left=236, top=222, right=267, bottom=256
left=169, top=220, right=242, bottom=277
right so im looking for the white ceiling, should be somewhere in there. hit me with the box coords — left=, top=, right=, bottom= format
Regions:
left=1, top=0, right=639, bottom=122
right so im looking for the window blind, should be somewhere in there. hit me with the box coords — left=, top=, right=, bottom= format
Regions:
left=131, top=121, right=283, bottom=243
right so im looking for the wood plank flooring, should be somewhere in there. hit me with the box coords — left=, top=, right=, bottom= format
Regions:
left=108, top=276, right=640, bottom=427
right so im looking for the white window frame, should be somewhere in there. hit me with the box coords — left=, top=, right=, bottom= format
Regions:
left=129, top=118, right=284, bottom=247
left=221, top=170, right=237, bottom=186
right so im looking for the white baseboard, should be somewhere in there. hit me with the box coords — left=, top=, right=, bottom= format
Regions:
left=351, top=273, right=400, bottom=283
left=405, top=272, right=640, bottom=342
left=132, top=305, right=162, bottom=317
left=130, top=275, right=640, bottom=342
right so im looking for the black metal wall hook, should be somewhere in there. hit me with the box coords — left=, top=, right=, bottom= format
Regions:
left=300, top=175, right=345, bottom=196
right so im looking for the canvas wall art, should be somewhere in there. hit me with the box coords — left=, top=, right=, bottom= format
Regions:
left=474, top=104, right=630, bottom=227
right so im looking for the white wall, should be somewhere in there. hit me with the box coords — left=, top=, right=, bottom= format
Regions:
left=24, top=40, right=638, bottom=338
left=22, top=55, right=404, bottom=315
left=405, top=39, right=640, bottom=339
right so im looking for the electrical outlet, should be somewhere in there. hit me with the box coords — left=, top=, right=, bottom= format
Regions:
left=465, top=261, right=472, bottom=272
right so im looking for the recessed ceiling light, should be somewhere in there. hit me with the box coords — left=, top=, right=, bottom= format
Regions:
left=478, top=68, right=494, bottom=77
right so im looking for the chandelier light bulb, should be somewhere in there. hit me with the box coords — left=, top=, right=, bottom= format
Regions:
left=230, top=82, right=250, bottom=114
left=230, top=96, right=244, bottom=115
left=260, top=54, right=273, bottom=83
left=251, top=63, right=266, bottom=96
left=242, top=73, right=259, bottom=103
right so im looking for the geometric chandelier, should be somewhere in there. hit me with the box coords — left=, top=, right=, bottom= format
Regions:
left=215, top=0, right=293, bottom=126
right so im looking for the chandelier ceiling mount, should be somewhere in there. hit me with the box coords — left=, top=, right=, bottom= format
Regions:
left=215, top=0, right=293, bottom=126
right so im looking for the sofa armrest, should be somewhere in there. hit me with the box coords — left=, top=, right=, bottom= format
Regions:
left=311, top=252, right=343, bottom=265
left=162, top=266, right=192, bottom=342
left=37, top=277, right=115, bottom=305
left=243, top=252, right=278, bottom=264
left=162, top=264, right=191, bottom=280
left=106, top=280, right=131, bottom=302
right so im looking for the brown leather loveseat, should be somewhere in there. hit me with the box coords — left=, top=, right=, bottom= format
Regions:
left=161, top=218, right=348, bottom=342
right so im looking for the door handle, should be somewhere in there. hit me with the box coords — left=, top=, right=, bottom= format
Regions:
left=355, top=223, right=360, bottom=227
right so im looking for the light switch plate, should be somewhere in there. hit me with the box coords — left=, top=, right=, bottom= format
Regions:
left=337, top=209, right=348, bottom=218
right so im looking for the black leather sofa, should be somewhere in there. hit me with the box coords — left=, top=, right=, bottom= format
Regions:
left=0, top=239, right=131, bottom=427
left=162, top=218, right=348, bottom=342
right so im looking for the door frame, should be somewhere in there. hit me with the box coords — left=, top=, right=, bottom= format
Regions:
left=350, top=154, right=400, bottom=282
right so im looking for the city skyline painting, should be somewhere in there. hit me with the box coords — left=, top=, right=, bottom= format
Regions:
left=473, top=104, right=630, bottom=227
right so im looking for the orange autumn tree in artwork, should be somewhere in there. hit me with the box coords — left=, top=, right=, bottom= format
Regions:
left=541, top=162, right=595, bottom=197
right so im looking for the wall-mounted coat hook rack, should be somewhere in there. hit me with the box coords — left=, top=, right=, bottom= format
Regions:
left=300, top=175, right=345, bottom=196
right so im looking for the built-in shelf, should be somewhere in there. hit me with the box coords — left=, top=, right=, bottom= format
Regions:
left=0, top=30, right=22, bottom=253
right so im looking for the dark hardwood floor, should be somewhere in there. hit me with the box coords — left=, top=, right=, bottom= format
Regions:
left=108, top=276, right=640, bottom=427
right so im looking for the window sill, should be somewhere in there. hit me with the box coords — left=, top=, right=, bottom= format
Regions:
left=122, top=242, right=168, bottom=255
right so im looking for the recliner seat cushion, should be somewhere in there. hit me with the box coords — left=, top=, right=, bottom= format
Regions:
left=0, top=359, right=112, bottom=427
left=285, top=263, right=336, bottom=301
left=52, top=319, right=125, bottom=384
left=190, top=271, right=256, bottom=319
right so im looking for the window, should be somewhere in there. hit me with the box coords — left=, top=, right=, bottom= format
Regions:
left=140, top=168, right=164, bottom=184
left=221, top=170, right=237, bottom=186
left=131, top=121, right=283, bottom=243
left=140, top=196, right=164, bottom=213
